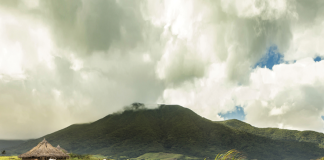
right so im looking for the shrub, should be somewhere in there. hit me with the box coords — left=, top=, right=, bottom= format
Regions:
left=205, top=149, right=247, bottom=160
left=69, top=153, right=91, bottom=159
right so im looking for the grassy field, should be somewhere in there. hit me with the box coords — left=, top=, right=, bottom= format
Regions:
left=70, top=151, right=324, bottom=160
left=0, top=156, right=20, bottom=160
left=132, top=152, right=199, bottom=160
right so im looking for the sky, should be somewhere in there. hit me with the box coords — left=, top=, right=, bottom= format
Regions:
left=0, top=0, right=324, bottom=139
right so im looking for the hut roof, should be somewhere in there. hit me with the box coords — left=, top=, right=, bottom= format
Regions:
left=56, top=145, right=68, bottom=154
left=18, top=138, right=69, bottom=158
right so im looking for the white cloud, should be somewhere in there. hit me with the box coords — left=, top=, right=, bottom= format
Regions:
left=241, top=59, right=324, bottom=132
left=0, top=12, right=25, bottom=79
left=221, top=0, right=296, bottom=20
left=0, top=42, right=24, bottom=79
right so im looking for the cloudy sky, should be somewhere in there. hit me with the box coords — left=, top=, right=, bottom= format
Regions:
left=0, top=0, right=324, bottom=139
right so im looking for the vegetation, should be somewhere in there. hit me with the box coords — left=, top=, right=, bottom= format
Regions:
left=69, top=153, right=92, bottom=159
left=0, top=140, right=26, bottom=151
left=218, top=119, right=324, bottom=149
left=132, top=152, right=198, bottom=160
left=207, top=149, right=247, bottom=160
left=4, top=105, right=324, bottom=160
left=0, top=156, right=19, bottom=160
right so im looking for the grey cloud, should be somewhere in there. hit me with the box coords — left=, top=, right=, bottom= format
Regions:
left=0, top=78, right=69, bottom=139
left=39, top=0, right=144, bottom=54
left=0, top=51, right=165, bottom=139
left=0, top=0, right=19, bottom=8
left=295, top=0, right=324, bottom=25
left=282, top=0, right=324, bottom=60
left=156, top=38, right=206, bottom=85
left=225, top=17, right=292, bottom=84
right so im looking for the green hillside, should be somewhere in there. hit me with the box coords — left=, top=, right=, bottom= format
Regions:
left=218, top=119, right=324, bottom=148
left=0, top=140, right=27, bottom=151
left=5, top=105, right=324, bottom=160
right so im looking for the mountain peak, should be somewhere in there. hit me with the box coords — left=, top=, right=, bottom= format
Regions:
left=6, top=105, right=324, bottom=160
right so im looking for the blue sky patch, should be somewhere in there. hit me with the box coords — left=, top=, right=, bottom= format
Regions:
left=254, top=45, right=284, bottom=70
left=218, top=106, right=245, bottom=121
left=314, top=56, right=322, bottom=62
left=322, top=116, right=324, bottom=121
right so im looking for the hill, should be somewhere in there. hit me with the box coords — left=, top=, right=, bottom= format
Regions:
left=218, top=119, right=324, bottom=149
left=5, top=105, right=324, bottom=160
left=0, top=140, right=27, bottom=151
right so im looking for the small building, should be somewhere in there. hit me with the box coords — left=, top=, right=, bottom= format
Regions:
left=56, top=145, right=68, bottom=154
left=18, top=138, right=69, bottom=160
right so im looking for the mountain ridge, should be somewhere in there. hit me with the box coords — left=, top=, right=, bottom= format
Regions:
left=217, top=119, right=324, bottom=147
left=4, top=105, right=324, bottom=160
left=0, top=140, right=27, bottom=151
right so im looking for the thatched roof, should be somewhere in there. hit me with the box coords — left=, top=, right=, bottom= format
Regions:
left=56, top=145, right=68, bottom=154
left=18, top=138, right=69, bottom=158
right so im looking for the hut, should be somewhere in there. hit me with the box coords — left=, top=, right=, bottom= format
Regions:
left=56, top=145, right=68, bottom=154
left=18, top=138, right=69, bottom=160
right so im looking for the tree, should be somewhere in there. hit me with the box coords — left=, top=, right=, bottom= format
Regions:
left=131, top=102, right=145, bottom=110
left=123, top=102, right=146, bottom=111
left=1, top=150, right=5, bottom=156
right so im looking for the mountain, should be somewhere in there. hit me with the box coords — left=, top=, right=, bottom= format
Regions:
left=0, top=140, right=27, bottom=151
left=5, top=105, right=324, bottom=160
left=218, top=119, right=324, bottom=148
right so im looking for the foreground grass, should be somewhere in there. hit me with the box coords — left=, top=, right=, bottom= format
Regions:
left=133, top=152, right=199, bottom=160
left=205, top=149, right=324, bottom=160
left=0, top=156, right=20, bottom=160
left=2, top=151, right=324, bottom=160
